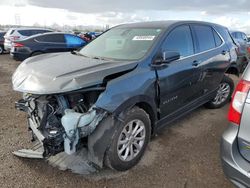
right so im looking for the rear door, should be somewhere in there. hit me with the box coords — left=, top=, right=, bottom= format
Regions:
left=157, top=25, right=203, bottom=117
left=191, top=24, right=230, bottom=94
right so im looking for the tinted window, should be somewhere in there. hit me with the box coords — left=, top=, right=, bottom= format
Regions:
left=213, top=30, right=222, bottom=47
left=231, top=32, right=236, bottom=38
left=163, top=25, right=194, bottom=57
left=37, top=34, right=65, bottom=43
left=65, top=34, right=86, bottom=47
left=236, top=32, right=242, bottom=39
left=18, top=30, right=32, bottom=36
left=241, top=33, right=248, bottom=41
left=193, top=25, right=216, bottom=52
left=19, top=29, right=52, bottom=36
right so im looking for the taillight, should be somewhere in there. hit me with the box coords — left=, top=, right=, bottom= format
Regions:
left=13, top=42, right=24, bottom=47
left=228, top=80, right=250, bottom=125
left=247, top=47, right=250, bottom=54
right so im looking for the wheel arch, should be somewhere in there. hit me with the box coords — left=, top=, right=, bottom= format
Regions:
left=88, top=96, right=158, bottom=168
left=226, top=63, right=240, bottom=77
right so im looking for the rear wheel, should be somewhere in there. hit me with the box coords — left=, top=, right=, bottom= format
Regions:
left=205, top=75, right=234, bottom=109
left=105, top=107, right=151, bottom=171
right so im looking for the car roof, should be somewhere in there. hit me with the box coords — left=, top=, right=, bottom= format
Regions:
left=14, top=27, right=53, bottom=31
left=115, top=20, right=225, bottom=29
left=230, top=30, right=247, bottom=34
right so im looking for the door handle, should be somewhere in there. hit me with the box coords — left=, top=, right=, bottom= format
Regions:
left=192, top=60, right=200, bottom=67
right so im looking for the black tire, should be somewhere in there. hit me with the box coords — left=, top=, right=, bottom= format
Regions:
left=31, top=51, right=43, bottom=57
left=204, top=75, right=234, bottom=109
left=105, top=107, right=151, bottom=171
left=0, top=45, right=3, bottom=54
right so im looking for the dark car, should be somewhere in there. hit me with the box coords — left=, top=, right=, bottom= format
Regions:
left=221, top=64, right=250, bottom=187
left=10, top=32, right=87, bottom=61
left=0, top=31, right=6, bottom=54
left=231, top=31, right=250, bottom=72
left=12, top=21, right=238, bottom=172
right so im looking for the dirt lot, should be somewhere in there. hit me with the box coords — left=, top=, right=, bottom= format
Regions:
left=0, top=54, right=235, bottom=188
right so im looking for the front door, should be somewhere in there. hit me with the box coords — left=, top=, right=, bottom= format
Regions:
left=156, top=25, right=203, bottom=118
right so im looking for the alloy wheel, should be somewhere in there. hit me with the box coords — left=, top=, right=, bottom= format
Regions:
left=117, top=119, right=146, bottom=162
left=212, top=82, right=230, bottom=105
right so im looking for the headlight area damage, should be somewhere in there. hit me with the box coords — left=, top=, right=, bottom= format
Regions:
left=13, top=89, right=114, bottom=174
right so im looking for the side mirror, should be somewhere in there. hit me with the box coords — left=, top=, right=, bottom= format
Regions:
left=154, top=51, right=180, bottom=65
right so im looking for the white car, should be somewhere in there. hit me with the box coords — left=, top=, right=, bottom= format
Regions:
left=4, top=28, right=53, bottom=51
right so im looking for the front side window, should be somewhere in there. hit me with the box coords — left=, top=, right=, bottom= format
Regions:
left=79, top=28, right=163, bottom=60
left=193, top=25, right=216, bottom=52
left=162, top=25, right=194, bottom=57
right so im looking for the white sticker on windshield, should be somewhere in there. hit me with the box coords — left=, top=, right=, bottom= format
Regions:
left=132, top=36, right=155, bottom=41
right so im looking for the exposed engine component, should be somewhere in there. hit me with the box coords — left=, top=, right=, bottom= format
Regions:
left=15, top=90, right=104, bottom=157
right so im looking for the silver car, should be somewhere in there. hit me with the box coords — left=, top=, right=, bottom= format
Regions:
left=221, top=64, right=250, bottom=187
left=4, top=28, right=52, bottom=51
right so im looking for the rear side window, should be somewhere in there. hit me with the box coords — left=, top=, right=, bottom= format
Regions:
left=163, top=25, right=194, bottom=57
left=213, top=30, right=223, bottom=47
left=19, top=29, right=51, bottom=36
left=236, top=32, right=242, bottom=39
left=65, top=34, right=86, bottom=47
left=193, top=25, right=216, bottom=52
left=37, top=34, right=65, bottom=43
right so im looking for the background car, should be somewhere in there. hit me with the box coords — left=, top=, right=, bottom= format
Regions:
left=221, top=64, right=250, bottom=188
left=11, top=32, right=87, bottom=61
left=0, top=31, right=6, bottom=54
left=231, top=31, right=250, bottom=72
left=4, top=27, right=53, bottom=52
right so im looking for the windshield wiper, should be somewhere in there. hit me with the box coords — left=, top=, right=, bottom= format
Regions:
left=91, top=56, right=113, bottom=61
left=71, top=51, right=89, bottom=58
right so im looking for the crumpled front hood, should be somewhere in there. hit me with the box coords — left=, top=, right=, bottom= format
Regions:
left=12, top=52, right=137, bottom=94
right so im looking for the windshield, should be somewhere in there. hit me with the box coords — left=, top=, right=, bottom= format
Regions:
left=79, top=28, right=162, bottom=61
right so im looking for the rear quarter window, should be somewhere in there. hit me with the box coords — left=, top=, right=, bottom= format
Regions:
left=213, top=30, right=223, bottom=47
left=193, top=25, right=216, bottom=52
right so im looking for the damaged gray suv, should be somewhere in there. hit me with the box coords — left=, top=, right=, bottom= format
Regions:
left=13, top=21, right=238, bottom=171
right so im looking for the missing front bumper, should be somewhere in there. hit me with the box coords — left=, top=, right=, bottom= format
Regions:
left=13, top=141, right=98, bottom=174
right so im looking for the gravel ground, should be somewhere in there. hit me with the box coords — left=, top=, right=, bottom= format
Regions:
left=0, top=54, right=235, bottom=188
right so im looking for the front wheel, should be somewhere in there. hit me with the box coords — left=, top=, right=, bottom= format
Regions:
left=105, top=107, right=151, bottom=171
left=204, top=75, right=234, bottom=109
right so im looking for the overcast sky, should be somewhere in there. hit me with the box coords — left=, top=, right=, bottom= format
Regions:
left=0, top=0, right=250, bottom=33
